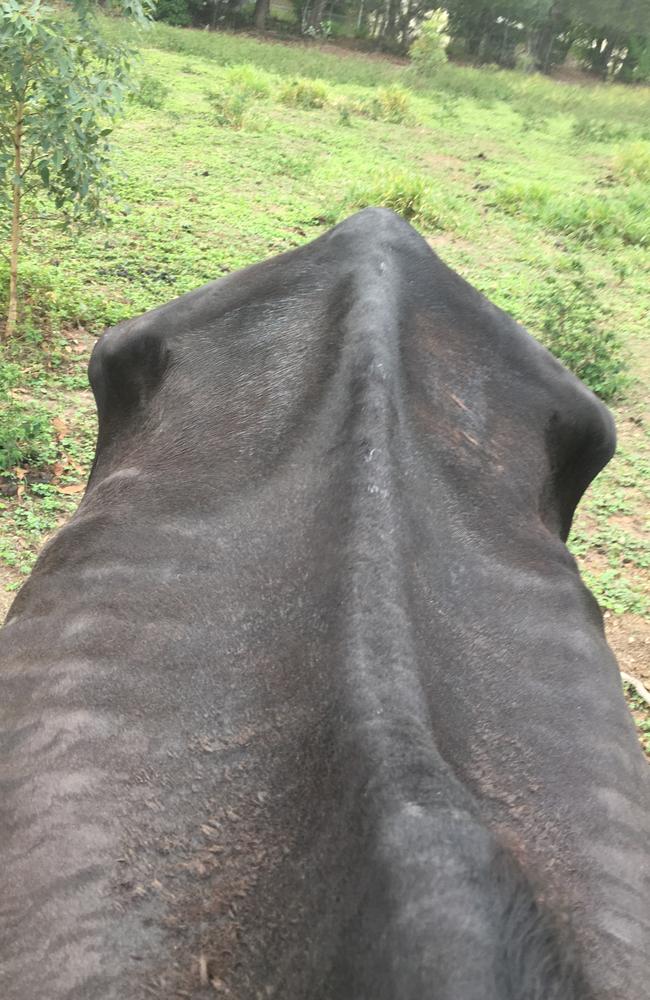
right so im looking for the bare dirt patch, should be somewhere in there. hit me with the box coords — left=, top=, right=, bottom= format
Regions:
left=426, top=233, right=477, bottom=256
left=0, top=564, right=21, bottom=622
left=605, top=612, right=650, bottom=688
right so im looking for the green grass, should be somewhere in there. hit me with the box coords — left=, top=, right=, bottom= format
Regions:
left=0, top=24, right=648, bottom=639
left=623, top=681, right=650, bottom=760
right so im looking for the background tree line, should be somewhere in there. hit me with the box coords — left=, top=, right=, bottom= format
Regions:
left=154, top=0, right=650, bottom=80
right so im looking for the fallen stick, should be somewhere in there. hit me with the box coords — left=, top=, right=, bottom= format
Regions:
left=621, top=671, right=650, bottom=707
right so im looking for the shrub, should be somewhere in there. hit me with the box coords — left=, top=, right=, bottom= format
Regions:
left=131, top=74, right=170, bottom=111
left=153, top=0, right=192, bottom=26
left=279, top=78, right=329, bottom=109
left=409, top=11, right=449, bottom=76
left=531, top=260, right=627, bottom=401
left=338, top=104, right=352, bottom=126
left=612, top=142, right=650, bottom=184
left=0, top=362, right=56, bottom=471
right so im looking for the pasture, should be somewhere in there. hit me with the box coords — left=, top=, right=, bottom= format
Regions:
left=0, top=23, right=648, bottom=749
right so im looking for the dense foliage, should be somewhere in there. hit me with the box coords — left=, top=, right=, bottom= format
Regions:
left=442, top=0, right=650, bottom=75
left=0, top=0, right=150, bottom=337
left=152, top=0, right=650, bottom=79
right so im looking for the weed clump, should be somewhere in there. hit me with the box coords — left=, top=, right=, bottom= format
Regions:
left=131, top=74, right=170, bottom=110
left=206, top=65, right=275, bottom=129
left=333, top=86, right=413, bottom=125
left=340, top=172, right=428, bottom=222
left=279, top=78, right=329, bottom=109
left=0, top=362, right=56, bottom=471
left=206, top=87, right=255, bottom=129
left=367, top=85, right=412, bottom=123
left=531, top=259, right=627, bottom=401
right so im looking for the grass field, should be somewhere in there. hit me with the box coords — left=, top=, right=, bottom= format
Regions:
left=1, top=23, right=649, bottom=751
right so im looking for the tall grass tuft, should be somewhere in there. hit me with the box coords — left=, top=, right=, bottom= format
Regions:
left=279, top=78, right=329, bottom=109
left=366, top=85, right=412, bottom=123
left=329, top=171, right=458, bottom=232
left=494, top=182, right=649, bottom=247
left=223, top=63, right=273, bottom=99
left=612, top=142, right=650, bottom=184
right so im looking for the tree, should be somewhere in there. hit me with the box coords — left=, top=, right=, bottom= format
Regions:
left=409, top=10, right=449, bottom=74
left=253, top=0, right=270, bottom=31
left=566, top=0, right=650, bottom=37
left=0, top=0, right=150, bottom=340
left=566, top=0, right=650, bottom=79
left=440, top=0, right=648, bottom=73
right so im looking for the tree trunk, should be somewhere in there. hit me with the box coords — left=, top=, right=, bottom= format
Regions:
left=467, top=10, right=487, bottom=59
left=254, top=0, right=270, bottom=31
left=500, top=20, right=509, bottom=66
left=305, top=0, right=327, bottom=31
left=384, top=0, right=399, bottom=43
left=599, top=37, right=615, bottom=78
left=616, top=35, right=638, bottom=81
left=356, top=0, right=364, bottom=33
left=586, top=35, right=610, bottom=77
left=5, top=105, right=22, bottom=341
left=530, top=1, right=562, bottom=72
left=396, top=0, right=416, bottom=52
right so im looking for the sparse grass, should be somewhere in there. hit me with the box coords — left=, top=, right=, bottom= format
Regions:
left=0, top=23, right=648, bottom=657
left=623, top=680, right=650, bottom=760
left=570, top=117, right=632, bottom=143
